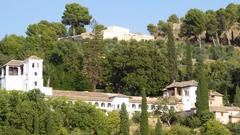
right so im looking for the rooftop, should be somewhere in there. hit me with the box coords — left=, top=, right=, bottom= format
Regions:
left=52, top=90, right=158, bottom=104
left=163, top=80, right=198, bottom=91
left=1, top=56, right=42, bottom=67
left=210, top=106, right=240, bottom=113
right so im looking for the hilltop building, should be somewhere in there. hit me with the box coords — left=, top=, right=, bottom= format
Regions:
left=0, top=56, right=52, bottom=95
left=58, top=25, right=154, bottom=41
left=102, top=26, right=154, bottom=41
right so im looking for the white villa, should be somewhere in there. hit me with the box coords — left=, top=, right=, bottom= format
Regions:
left=1, top=56, right=240, bottom=124
left=0, top=56, right=52, bottom=95
left=102, top=26, right=154, bottom=41
left=52, top=90, right=158, bottom=115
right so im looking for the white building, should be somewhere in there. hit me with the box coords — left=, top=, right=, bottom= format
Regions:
left=103, top=26, right=154, bottom=41
left=162, top=80, right=198, bottom=112
left=0, top=56, right=52, bottom=95
left=52, top=90, right=158, bottom=115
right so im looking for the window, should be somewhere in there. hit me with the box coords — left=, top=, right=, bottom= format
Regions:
left=151, top=105, right=155, bottom=110
left=34, top=81, right=37, bottom=86
left=101, top=103, right=105, bottom=107
left=34, top=72, right=37, bottom=76
left=132, top=104, right=136, bottom=109
left=37, top=63, right=39, bottom=68
left=95, top=102, right=99, bottom=107
left=107, top=103, right=111, bottom=108
left=32, top=63, right=35, bottom=68
left=138, top=104, right=141, bottom=109
left=185, top=90, right=189, bottom=96
left=221, top=112, right=224, bottom=116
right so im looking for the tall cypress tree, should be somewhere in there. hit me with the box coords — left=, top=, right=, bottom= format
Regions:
left=119, top=103, right=129, bottom=135
left=196, top=52, right=209, bottom=114
left=140, top=89, right=148, bottom=135
left=155, top=118, right=163, bottom=135
left=166, top=24, right=178, bottom=81
left=185, top=43, right=193, bottom=80
left=234, top=85, right=240, bottom=107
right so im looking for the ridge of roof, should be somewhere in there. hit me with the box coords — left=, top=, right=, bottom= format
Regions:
left=163, top=80, right=198, bottom=91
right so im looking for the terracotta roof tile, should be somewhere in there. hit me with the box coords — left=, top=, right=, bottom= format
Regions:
left=163, top=80, right=198, bottom=91
left=3, top=60, right=23, bottom=67
left=209, top=91, right=223, bottom=97
left=210, top=106, right=240, bottom=112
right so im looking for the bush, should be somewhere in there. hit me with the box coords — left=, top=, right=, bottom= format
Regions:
left=184, top=115, right=202, bottom=128
left=198, top=111, right=214, bottom=124
left=226, top=122, right=240, bottom=135
left=166, top=124, right=193, bottom=135
left=132, top=111, right=141, bottom=123
left=201, top=119, right=231, bottom=135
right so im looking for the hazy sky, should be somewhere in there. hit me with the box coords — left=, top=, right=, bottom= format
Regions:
left=0, top=0, right=239, bottom=39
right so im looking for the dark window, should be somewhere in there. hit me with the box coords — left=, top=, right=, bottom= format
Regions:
left=95, top=102, right=99, bottom=107
left=34, top=81, right=37, bottom=86
left=32, top=63, right=35, bottom=68
left=138, top=104, right=141, bottom=109
left=20, top=66, right=23, bottom=75
left=101, top=103, right=105, bottom=107
left=107, top=103, right=111, bottom=108
left=132, top=104, right=136, bottom=109
left=34, top=72, right=37, bottom=76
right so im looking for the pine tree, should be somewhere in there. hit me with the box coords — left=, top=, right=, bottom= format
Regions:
left=140, top=89, right=148, bottom=135
left=166, top=24, right=177, bottom=81
left=155, top=118, right=163, bottom=135
left=185, top=44, right=193, bottom=80
left=196, top=52, right=209, bottom=114
left=234, top=85, right=240, bottom=107
left=119, top=103, right=129, bottom=135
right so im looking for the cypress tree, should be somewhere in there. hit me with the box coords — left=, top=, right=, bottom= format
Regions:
left=166, top=24, right=177, bottom=81
left=119, top=103, right=129, bottom=135
left=234, top=85, right=240, bottom=107
left=140, top=89, right=148, bottom=135
left=196, top=53, right=209, bottom=114
left=185, top=44, right=193, bottom=80
left=155, top=118, right=163, bottom=135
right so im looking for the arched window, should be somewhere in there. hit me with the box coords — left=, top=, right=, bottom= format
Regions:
left=32, top=63, right=35, bottom=68
left=107, top=103, right=111, bottom=108
left=95, top=102, right=99, bottom=107
left=101, top=103, right=105, bottom=107
left=138, top=104, right=141, bottom=109
left=132, top=104, right=136, bottom=109
left=151, top=105, right=155, bottom=110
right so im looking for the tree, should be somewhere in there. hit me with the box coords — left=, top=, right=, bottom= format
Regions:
left=166, top=24, right=178, bottom=81
left=201, top=119, right=231, bottom=135
left=234, top=85, right=240, bottom=106
left=216, top=8, right=233, bottom=45
left=155, top=118, right=163, bottom=135
left=185, top=44, right=193, bottom=80
left=205, top=10, right=219, bottom=45
left=167, top=14, right=179, bottom=23
left=62, top=3, right=92, bottom=36
left=180, top=9, right=206, bottom=47
left=119, top=103, right=129, bottom=135
left=147, top=24, right=158, bottom=36
left=106, top=111, right=120, bottom=135
left=0, top=34, right=25, bottom=56
left=82, top=24, right=105, bottom=90
left=195, top=53, right=209, bottom=114
left=167, top=124, right=193, bottom=135
left=102, top=42, right=169, bottom=96
left=140, top=89, right=148, bottom=135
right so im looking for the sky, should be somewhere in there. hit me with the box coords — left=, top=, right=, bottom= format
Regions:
left=0, top=0, right=239, bottom=39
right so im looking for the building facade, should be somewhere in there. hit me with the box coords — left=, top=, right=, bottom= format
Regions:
left=52, top=90, right=158, bottom=115
left=162, top=80, right=198, bottom=112
left=103, top=26, right=154, bottom=41
left=0, top=56, right=52, bottom=95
